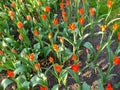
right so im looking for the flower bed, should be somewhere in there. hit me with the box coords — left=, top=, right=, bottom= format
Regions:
left=0, top=0, right=120, bottom=90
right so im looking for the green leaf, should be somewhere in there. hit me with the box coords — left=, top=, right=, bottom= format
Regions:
left=97, top=67, right=105, bottom=83
left=30, top=75, right=45, bottom=87
left=14, top=66, right=27, bottom=76
left=64, top=36, right=73, bottom=46
left=107, top=46, right=114, bottom=65
left=16, top=75, right=26, bottom=83
left=51, top=84, right=59, bottom=90
left=114, top=82, right=120, bottom=89
left=34, top=43, right=40, bottom=51
left=76, top=33, right=90, bottom=47
left=68, top=69, right=80, bottom=84
left=43, top=46, right=51, bottom=57
left=1, top=79, right=13, bottom=90
left=60, top=70, right=68, bottom=86
left=84, top=42, right=96, bottom=54
left=82, top=82, right=90, bottom=90
left=98, top=80, right=104, bottom=90
left=22, top=81, right=30, bottom=89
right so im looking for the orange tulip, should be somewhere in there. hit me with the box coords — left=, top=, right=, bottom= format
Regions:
left=106, top=83, right=113, bottom=90
left=62, top=0, right=64, bottom=3
left=53, top=18, right=59, bottom=26
left=52, top=44, right=59, bottom=51
left=63, top=17, right=68, bottom=22
left=28, top=53, right=35, bottom=61
left=41, top=14, right=47, bottom=20
left=71, top=64, right=80, bottom=72
left=34, top=63, right=40, bottom=70
left=33, top=30, right=39, bottom=37
left=78, top=17, right=85, bottom=24
left=9, top=11, right=14, bottom=20
left=62, top=11, right=66, bottom=17
left=11, top=2, right=16, bottom=8
left=44, top=6, right=50, bottom=12
left=48, top=56, right=54, bottom=63
left=118, top=32, right=120, bottom=40
left=19, top=34, right=23, bottom=41
left=96, top=45, right=100, bottom=50
left=78, top=8, right=84, bottom=15
left=113, top=23, right=118, bottom=30
left=107, top=0, right=113, bottom=8
left=17, top=22, right=23, bottom=29
left=7, top=70, right=14, bottom=78
left=40, top=86, right=47, bottom=90
left=26, top=15, right=31, bottom=21
left=54, top=65, right=62, bottom=72
left=71, top=54, right=77, bottom=61
left=60, top=3, right=64, bottom=9
left=66, top=0, right=71, bottom=6
left=113, top=56, right=120, bottom=65
left=89, top=8, right=95, bottom=16
left=0, top=50, right=3, bottom=55
left=9, top=11, right=14, bottom=17
left=69, top=23, right=76, bottom=31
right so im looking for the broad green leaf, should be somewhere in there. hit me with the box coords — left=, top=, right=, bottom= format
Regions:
left=51, top=84, right=59, bottom=90
left=68, top=69, right=80, bottom=84
left=43, top=46, right=51, bottom=57
left=14, top=66, right=27, bottom=76
left=114, top=82, right=120, bottom=89
left=16, top=75, right=26, bottom=83
left=82, top=82, right=90, bottom=90
left=30, top=75, right=46, bottom=87
left=22, top=81, right=30, bottom=89
left=1, top=79, right=13, bottom=90
left=84, top=42, right=96, bottom=54
left=98, top=80, right=104, bottom=90
left=4, top=38, right=13, bottom=44
left=34, top=43, right=40, bottom=51
left=39, top=73, right=47, bottom=81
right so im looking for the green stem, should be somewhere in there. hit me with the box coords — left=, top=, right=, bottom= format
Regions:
left=73, top=32, right=76, bottom=53
left=105, top=8, right=112, bottom=22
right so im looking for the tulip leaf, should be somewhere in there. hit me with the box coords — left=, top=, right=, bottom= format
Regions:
left=68, top=68, right=80, bottom=84
left=84, top=42, right=96, bottom=54
left=51, top=84, right=59, bottom=90
left=82, top=82, right=90, bottom=90
left=107, top=46, right=114, bottom=65
left=14, top=66, right=27, bottom=76
left=22, top=81, right=30, bottom=89
left=98, top=80, right=104, bottom=90
left=16, top=75, right=26, bottom=83
left=1, top=78, right=13, bottom=90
